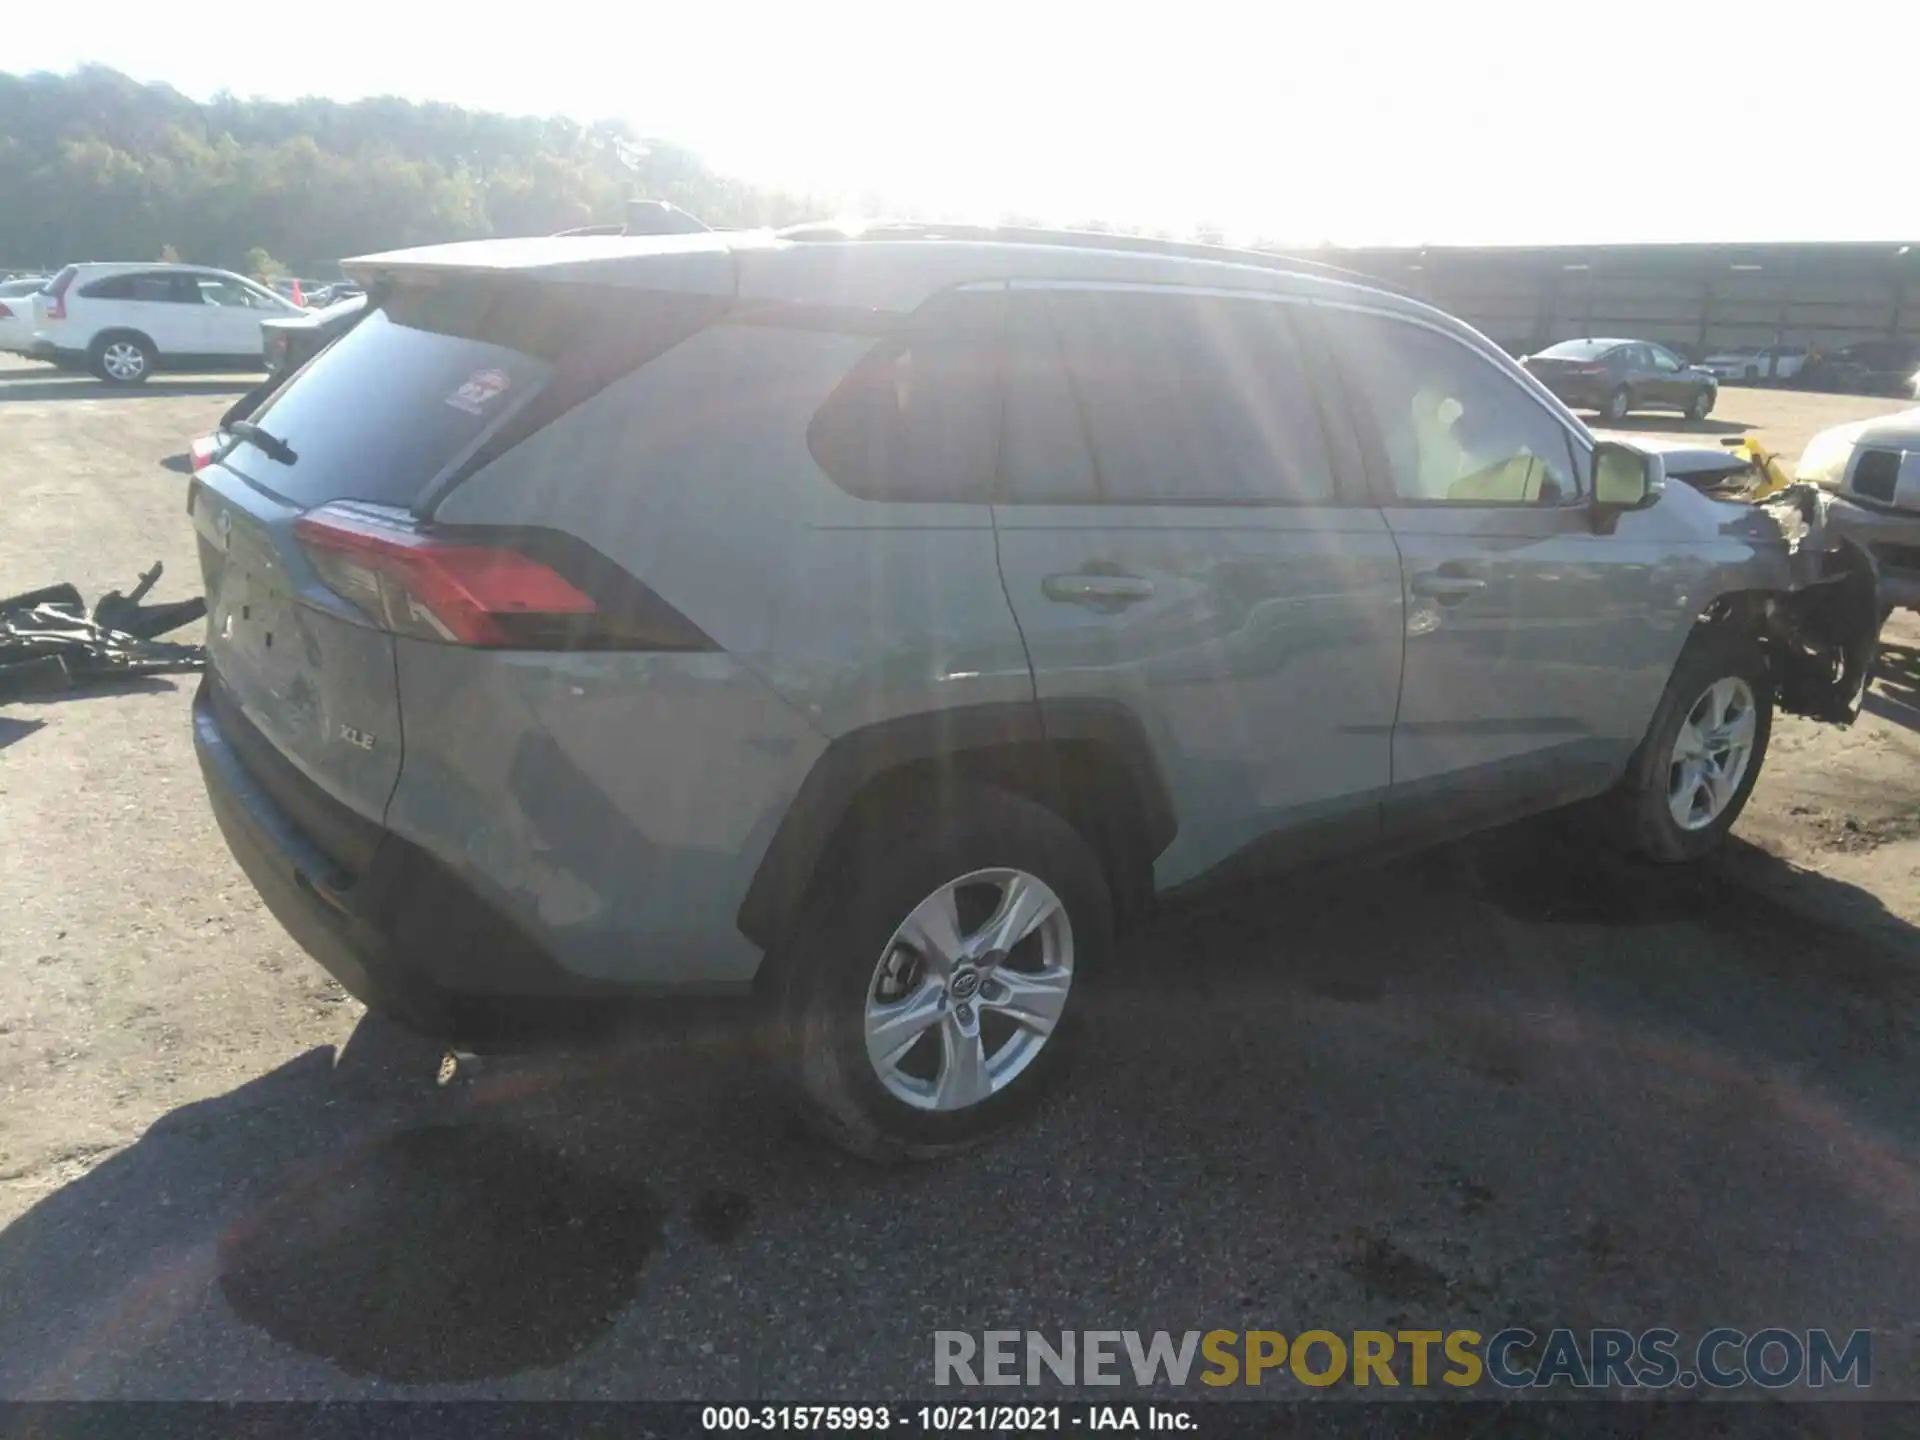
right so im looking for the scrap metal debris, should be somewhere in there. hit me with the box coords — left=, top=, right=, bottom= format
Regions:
left=1, top=562, right=207, bottom=702
left=1728, top=484, right=1883, bottom=725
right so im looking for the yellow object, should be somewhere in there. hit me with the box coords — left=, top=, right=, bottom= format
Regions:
left=1725, top=436, right=1796, bottom=500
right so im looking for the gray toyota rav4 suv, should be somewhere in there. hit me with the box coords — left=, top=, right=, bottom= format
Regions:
left=190, top=224, right=1879, bottom=1160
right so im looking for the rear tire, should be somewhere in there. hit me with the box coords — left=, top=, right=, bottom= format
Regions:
left=88, top=331, right=155, bottom=385
left=1602, top=386, right=1632, bottom=422
left=1614, top=628, right=1773, bottom=863
left=768, top=784, right=1112, bottom=1163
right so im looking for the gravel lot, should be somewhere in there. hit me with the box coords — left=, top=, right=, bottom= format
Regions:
left=3, top=357, right=1919, bottom=1403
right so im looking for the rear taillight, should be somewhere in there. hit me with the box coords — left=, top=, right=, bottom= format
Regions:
left=295, top=504, right=595, bottom=647
left=0, top=302, right=12, bottom=320
left=45, top=270, right=73, bottom=321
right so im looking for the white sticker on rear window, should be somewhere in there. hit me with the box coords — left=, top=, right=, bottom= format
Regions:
left=445, top=368, right=510, bottom=415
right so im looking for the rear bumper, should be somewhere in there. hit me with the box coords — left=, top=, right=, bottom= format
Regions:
left=1823, top=495, right=1920, bottom=609
left=193, top=678, right=757, bottom=1050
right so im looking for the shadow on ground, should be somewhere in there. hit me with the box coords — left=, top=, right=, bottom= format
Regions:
left=0, top=714, right=46, bottom=751
left=1, top=813, right=1917, bottom=1396
left=0, top=675, right=182, bottom=709
left=1868, top=643, right=1920, bottom=732
left=217, top=1119, right=668, bottom=1383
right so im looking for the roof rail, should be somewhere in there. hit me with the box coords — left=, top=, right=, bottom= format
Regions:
left=774, top=220, right=1416, bottom=299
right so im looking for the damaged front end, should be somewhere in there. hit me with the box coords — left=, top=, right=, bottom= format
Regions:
left=1715, top=485, right=1881, bottom=725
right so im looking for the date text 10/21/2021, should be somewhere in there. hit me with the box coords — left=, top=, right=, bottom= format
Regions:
left=701, top=1406, right=1190, bottom=1431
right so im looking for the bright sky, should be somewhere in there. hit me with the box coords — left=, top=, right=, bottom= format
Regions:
left=14, top=0, right=1910, bottom=246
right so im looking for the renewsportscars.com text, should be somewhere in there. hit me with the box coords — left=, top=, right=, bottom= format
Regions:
left=934, top=1328, right=1871, bottom=1390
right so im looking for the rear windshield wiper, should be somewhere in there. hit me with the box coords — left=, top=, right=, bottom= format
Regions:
left=228, top=420, right=298, bottom=467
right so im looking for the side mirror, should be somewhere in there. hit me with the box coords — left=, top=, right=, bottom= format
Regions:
left=1591, top=441, right=1664, bottom=531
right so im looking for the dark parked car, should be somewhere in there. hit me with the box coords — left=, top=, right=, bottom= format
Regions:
left=1520, top=338, right=1718, bottom=422
left=1799, top=338, right=1920, bottom=398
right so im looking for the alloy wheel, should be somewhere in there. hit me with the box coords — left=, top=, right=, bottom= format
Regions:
left=102, top=342, right=146, bottom=381
left=863, top=868, right=1074, bottom=1112
left=1667, top=676, right=1757, bottom=830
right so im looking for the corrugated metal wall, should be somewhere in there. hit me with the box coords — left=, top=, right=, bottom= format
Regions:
left=1295, top=242, right=1918, bottom=355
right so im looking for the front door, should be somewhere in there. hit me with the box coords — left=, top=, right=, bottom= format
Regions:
left=192, top=275, right=275, bottom=362
left=1316, top=305, right=1680, bottom=840
left=1645, top=343, right=1691, bottom=408
left=991, top=286, right=1405, bottom=888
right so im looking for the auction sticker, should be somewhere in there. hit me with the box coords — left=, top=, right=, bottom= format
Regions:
left=446, top=368, right=511, bottom=415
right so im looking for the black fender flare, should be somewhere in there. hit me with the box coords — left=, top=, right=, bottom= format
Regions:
left=736, top=698, right=1176, bottom=953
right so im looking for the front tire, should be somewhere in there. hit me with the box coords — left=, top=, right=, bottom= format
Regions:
left=1687, top=387, right=1716, bottom=421
left=1602, top=386, right=1632, bottom=422
left=1616, top=629, right=1773, bottom=862
left=89, top=332, right=155, bottom=385
left=769, top=784, right=1112, bottom=1162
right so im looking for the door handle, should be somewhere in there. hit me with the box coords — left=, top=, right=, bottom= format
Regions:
left=1409, top=571, right=1487, bottom=603
left=1042, top=573, right=1156, bottom=607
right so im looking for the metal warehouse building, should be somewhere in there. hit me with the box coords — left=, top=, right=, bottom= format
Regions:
left=1299, top=241, right=1919, bottom=357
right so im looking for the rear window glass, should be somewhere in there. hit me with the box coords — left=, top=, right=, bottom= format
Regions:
left=1536, top=339, right=1617, bottom=361
left=808, top=290, right=1004, bottom=503
left=230, top=279, right=721, bottom=508
left=0, top=278, right=46, bottom=298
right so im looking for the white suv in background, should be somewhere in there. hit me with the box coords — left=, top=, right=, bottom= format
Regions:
left=31, top=262, right=304, bottom=384
left=1700, top=345, right=1807, bottom=383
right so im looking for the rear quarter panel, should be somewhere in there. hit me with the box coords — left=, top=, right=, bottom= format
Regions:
left=384, top=643, right=826, bottom=986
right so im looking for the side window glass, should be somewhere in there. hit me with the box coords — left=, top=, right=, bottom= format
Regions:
left=999, top=297, right=1099, bottom=504
left=131, top=274, right=185, bottom=302
left=197, top=277, right=259, bottom=308
left=1650, top=346, right=1680, bottom=372
left=808, top=291, right=1003, bottom=503
left=1329, top=312, right=1579, bottom=505
left=81, top=275, right=134, bottom=300
left=1043, top=291, right=1336, bottom=504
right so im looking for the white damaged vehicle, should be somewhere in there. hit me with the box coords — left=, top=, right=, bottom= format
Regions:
left=1796, top=407, right=1920, bottom=614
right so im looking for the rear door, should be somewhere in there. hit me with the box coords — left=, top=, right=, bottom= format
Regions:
left=77, top=270, right=204, bottom=354
left=992, top=285, right=1404, bottom=888
left=1317, top=305, right=1677, bottom=839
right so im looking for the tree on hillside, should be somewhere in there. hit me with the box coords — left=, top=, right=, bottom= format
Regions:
left=0, top=66, right=826, bottom=272
left=243, top=247, right=284, bottom=281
